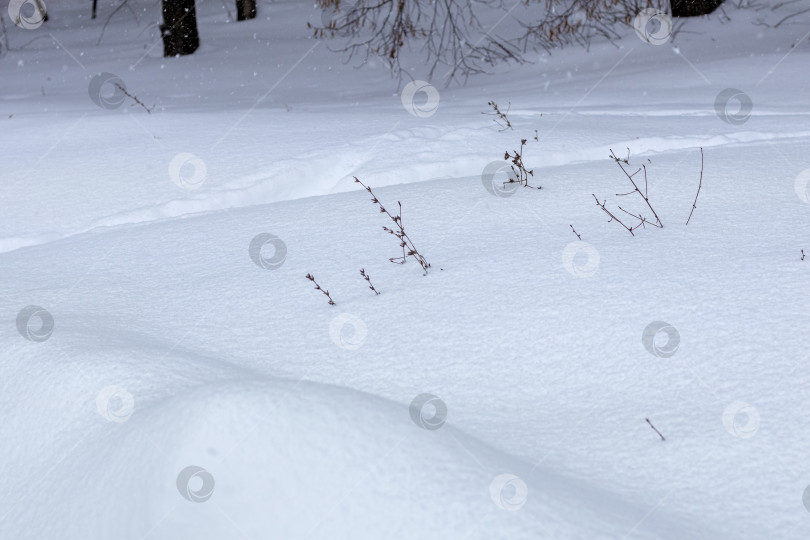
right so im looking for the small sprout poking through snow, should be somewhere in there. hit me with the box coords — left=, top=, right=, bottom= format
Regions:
left=646, top=418, right=666, bottom=441
left=354, top=177, right=431, bottom=275
left=483, top=100, right=513, bottom=131
left=360, top=268, right=380, bottom=295
left=305, top=273, right=336, bottom=306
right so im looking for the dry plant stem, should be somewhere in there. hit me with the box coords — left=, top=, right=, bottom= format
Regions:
left=610, top=149, right=663, bottom=228
left=593, top=194, right=635, bottom=236
left=646, top=418, right=666, bottom=441
left=504, top=139, right=541, bottom=190
left=802, top=249, right=805, bottom=261
left=114, top=83, right=153, bottom=114
left=359, top=268, right=380, bottom=295
left=685, top=147, right=704, bottom=225
left=305, top=273, right=336, bottom=305
left=570, top=225, right=581, bottom=240
left=354, top=177, right=430, bottom=275
left=484, top=100, right=512, bottom=131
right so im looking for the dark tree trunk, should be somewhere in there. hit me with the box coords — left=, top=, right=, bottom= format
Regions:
left=671, top=0, right=724, bottom=17
left=236, top=0, right=257, bottom=21
left=160, top=0, right=200, bottom=57
left=92, top=0, right=98, bottom=19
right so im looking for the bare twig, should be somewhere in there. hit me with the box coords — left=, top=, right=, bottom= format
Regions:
left=483, top=100, right=513, bottom=131
left=305, top=273, right=336, bottom=306
left=646, top=418, right=666, bottom=442
left=685, top=147, right=704, bottom=225
left=96, top=0, right=134, bottom=46
left=802, top=249, right=805, bottom=261
left=354, top=177, right=430, bottom=275
left=504, top=139, right=541, bottom=190
left=593, top=194, right=634, bottom=236
left=114, top=83, right=153, bottom=114
left=610, top=149, right=663, bottom=228
left=359, top=268, right=380, bottom=295
left=569, top=225, right=581, bottom=240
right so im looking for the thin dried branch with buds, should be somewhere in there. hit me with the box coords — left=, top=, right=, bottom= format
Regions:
left=592, top=194, right=636, bottom=236
left=802, top=249, right=805, bottom=261
left=504, top=139, right=541, bottom=190
left=114, top=83, right=154, bottom=114
left=359, top=268, right=380, bottom=295
left=305, top=273, right=336, bottom=305
left=610, top=148, right=663, bottom=229
left=570, top=225, right=581, bottom=240
left=685, top=147, right=704, bottom=225
left=484, top=100, right=513, bottom=131
left=354, top=177, right=431, bottom=275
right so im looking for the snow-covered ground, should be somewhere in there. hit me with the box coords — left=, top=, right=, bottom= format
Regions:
left=2, top=0, right=810, bottom=538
